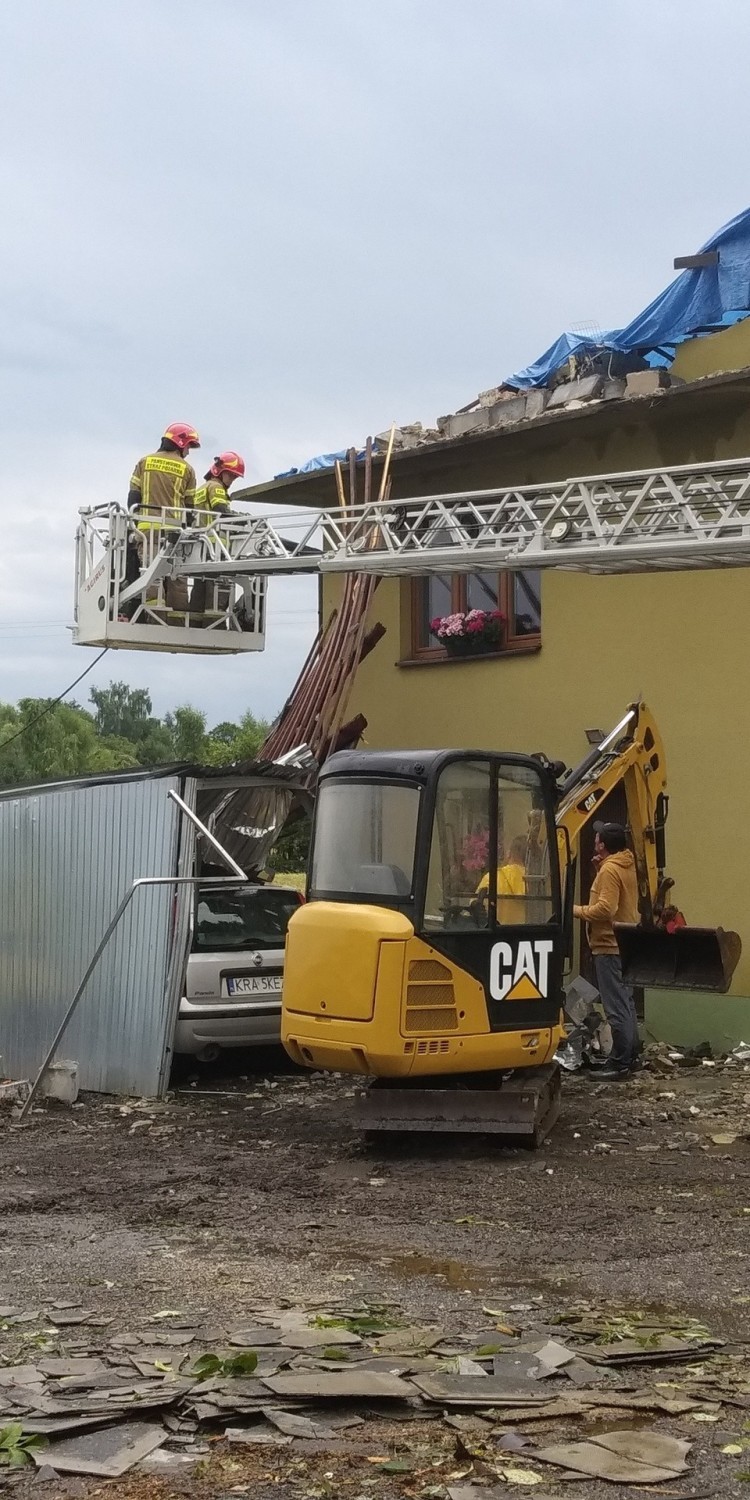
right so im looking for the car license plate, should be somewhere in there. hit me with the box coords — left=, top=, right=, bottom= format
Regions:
left=227, top=975, right=282, bottom=996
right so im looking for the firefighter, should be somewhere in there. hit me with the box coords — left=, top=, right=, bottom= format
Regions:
left=124, top=422, right=201, bottom=617
left=189, top=451, right=246, bottom=621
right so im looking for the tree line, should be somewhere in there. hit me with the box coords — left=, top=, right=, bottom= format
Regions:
left=0, top=681, right=269, bottom=789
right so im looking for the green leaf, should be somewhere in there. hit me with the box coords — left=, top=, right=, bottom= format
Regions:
left=322, top=1346, right=350, bottom=1361
left=223, top=1350, right=258, bottom=1377
left=190, top=1353, right=223, bottom=1380
left=311, top=1310, right=397, bottom=1335
left=0, top=1425, right=46, bottom=1468
left=18, top=1434, right=46, bottom=1452
left=0, top=1425, right=24, bottom=1451
left=376, top=1459, right=413, bottom=1472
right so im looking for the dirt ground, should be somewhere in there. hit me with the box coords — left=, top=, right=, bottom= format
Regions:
left=2, top=1052, right=750, bottom=1499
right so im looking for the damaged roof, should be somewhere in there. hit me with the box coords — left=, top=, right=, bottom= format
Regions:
left=237, top=205, right=750, bottom=508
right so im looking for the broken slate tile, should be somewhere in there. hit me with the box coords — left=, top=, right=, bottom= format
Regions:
left=412, top=1375, right=551, bottom=1406
left=35, top=1421, right=166, bottom=1478
left=0, top=1365, right=42, bottom=1386
left=534, top=1429, right=690, bottom=1483
left=563, top=1357, right=603, bottom=1386
left=139, top=1447, right=205, bottom=1472
left=228, top=1326, right=282, bottom=1347
left=266, top=1408, right=337, bottom=1440
left=150, top=1330, right=196, bottom=1347
left=580, top=1335, right=720, bottom=1365
left=264, top=1371, right=413, bottom=1400
left=457, top=1357, right=489, bottom=1377
left=226, top=1424, right=292, bottom=1447
left=533, top=1340, right=576, bottom=1377
left=45, top=1311, right=94, bottom=1327
left=38, top=1358, right=106, bottom=1379
left=377, top=1326, right=444, bottom=1354
left=281, top=1326, right=362, bottom=1349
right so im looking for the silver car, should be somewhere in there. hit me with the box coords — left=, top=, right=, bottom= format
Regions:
left=174, top=882, right=304, bottom=1060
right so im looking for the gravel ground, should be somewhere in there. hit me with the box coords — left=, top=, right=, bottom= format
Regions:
left=1, top=1052, right=750, bottom=1499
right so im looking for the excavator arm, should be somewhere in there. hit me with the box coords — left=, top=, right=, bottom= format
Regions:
left=554, top=702, right=670, bottom=925
left=548, top=701, right=740, bottom=992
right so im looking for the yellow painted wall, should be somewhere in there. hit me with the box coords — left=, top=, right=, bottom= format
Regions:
left=329, top=565, right=750, bottom=1017
left=319, top=366, right=750, bottom=1039
left=672, top=318, right=750, bottom=382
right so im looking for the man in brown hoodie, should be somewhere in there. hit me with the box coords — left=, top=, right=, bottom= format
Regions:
left=573, top=822, right=639, bottom=1079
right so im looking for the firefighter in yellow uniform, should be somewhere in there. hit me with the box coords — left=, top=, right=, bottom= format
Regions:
left=125, top=422, right=200, bottom=617
left=189, top=450, right=246, bottom=622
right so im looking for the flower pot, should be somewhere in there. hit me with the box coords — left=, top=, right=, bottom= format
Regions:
left=444, top=632, right=503, bottom=658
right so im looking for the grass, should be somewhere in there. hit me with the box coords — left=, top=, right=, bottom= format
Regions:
left=272, top=870, right=306, bottom=892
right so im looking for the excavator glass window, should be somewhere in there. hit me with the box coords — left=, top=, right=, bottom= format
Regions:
left=310, top=779, right=420, bottom=903
left=423, top=759, right=554, bottom=932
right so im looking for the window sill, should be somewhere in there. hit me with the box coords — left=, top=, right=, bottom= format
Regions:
left=397, top=641, right=542, bottom=668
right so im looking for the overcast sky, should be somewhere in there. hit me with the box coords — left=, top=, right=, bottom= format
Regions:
left=0, top=0, right=748, bottom=727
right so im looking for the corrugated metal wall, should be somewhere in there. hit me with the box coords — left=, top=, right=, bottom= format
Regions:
left=0, top=775, right=182, bottom=1096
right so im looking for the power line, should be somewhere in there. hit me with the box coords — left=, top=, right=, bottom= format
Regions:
left=0, top=649, right=109, bottom=756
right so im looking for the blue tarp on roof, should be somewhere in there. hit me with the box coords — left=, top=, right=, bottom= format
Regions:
left=274, top=448, right=367, bottom=481
left=505, top=206, right=750, bottom=389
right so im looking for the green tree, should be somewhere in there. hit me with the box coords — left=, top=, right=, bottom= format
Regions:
left=90, top=682, right=153, bottom=741
left=0, top=700, right=137, bottom=788
left=164, top=705, right=208, bottom=762
left=203, top=710, right=269, bottom=766
left=90, top=682, right=174, bottom=767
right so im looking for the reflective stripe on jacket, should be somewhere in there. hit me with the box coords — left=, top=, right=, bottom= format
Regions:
left=130, top=452, right=197, bottom=529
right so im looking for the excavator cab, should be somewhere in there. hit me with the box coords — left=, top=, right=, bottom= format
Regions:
left=282, top=748, right=568, bottom=1137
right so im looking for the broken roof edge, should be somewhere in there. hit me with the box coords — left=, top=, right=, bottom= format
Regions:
left=236, top=363, right=750, bottom=510
left=0, top=756, right=307, bottom=803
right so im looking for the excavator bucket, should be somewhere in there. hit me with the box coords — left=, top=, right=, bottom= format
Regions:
left=615, top=923, right=742, bottom=993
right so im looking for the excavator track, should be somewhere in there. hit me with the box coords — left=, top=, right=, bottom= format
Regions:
left=354, top=1063, right=561, bottom=1148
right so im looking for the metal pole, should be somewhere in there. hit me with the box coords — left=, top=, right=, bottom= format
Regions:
left=16, top=873, right=243, bottom=1125
left=168, top=789, right=246, bottom=878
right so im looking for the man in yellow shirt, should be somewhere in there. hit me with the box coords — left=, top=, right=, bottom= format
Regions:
left=476, top=836, right=528, bottom=923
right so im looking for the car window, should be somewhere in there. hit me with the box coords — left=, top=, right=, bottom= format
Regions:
left=193, top=887, right=301, bottom=952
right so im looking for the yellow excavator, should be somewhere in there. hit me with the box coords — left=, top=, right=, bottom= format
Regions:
left=282, top=702, right=741, bottom=1143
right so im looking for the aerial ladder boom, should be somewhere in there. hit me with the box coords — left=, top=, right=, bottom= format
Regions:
left=74, top=456, right=750, bottom=654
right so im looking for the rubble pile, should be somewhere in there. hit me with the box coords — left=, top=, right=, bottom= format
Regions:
left=1, top=1296, right=749, bottom=1487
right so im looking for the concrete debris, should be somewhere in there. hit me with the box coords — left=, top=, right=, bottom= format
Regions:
left=548, top=375, right=605, bottom=408
left=38, top=1060, right=79, bottom=1106
left=0, top=1079, right=31, bottom=1106
left=625, top=368, right=672, bottom=397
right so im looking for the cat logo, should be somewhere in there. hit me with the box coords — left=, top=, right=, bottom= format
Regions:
left=489, top=939, right=554, bottom=1002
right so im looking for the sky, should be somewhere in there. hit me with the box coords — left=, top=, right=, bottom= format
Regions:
left=1, top=0, right=749, bottom=728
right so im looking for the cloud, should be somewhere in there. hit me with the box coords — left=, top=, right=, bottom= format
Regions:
left=0, top=0, right=747, bottom=724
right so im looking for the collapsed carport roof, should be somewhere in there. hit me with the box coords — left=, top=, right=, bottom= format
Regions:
left=0, top=756, right=308, bottom=800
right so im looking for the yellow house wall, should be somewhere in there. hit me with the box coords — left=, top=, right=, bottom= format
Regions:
left=319, top=367, right=750, bottom=1045
left=672, top=318, right=750, bottom=382
left=326, top=565, right=750, bottom=1040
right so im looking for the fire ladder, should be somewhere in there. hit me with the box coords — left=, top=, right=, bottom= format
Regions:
left=74, top=456, right=750, bottom=652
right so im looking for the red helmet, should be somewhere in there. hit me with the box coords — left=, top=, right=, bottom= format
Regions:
left=163, top=422, right=201, bottom=453
left=210, top=450, right=245, bottom=480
